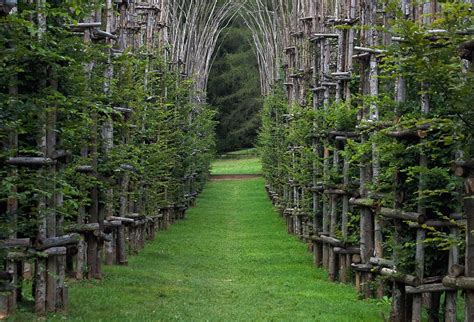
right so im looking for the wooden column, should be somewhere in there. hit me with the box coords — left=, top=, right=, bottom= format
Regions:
left=465, top=168, right=474, bottom=322
left=2, top=49, right=20, bottom=316
left=453, top=162, right=474, bottom=322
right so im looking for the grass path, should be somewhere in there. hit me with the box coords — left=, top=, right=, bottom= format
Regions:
left=12, top=160, right=388, bottom=321
left=210, top=157, right=262, bottom=175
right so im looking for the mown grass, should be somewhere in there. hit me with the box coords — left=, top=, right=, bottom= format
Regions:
left=211, top=157, right=262, bottom=175
left=212, top=148, right=261, bottom=175
left=221, top=148, right=258, bottom=157
left=11, top=178, right=388, bottom=321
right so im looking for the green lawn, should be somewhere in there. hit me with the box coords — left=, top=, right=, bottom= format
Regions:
left=11, top=177, right=388, bottom=321
left=221, top=148, right=258, bottom=156
left=211, top=157, right=262, bottom=175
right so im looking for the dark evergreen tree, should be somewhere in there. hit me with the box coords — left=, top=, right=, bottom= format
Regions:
left=207, top=19, right=262, bottom=152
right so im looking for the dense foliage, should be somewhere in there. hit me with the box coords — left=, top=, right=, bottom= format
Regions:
left=0, top=1, right=216, bottom=239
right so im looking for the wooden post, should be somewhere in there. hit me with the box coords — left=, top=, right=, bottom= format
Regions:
left=75, top=236, right=86, bottom=279
left=45, top=75, right=59, bottom=312
left=453, top=162, right=474, bottom=322
left=2, top=40, right=20, bottom=316
left=34, top=259, right=46, bottom=314
left=101, top=111, right=113, bottom=202
left=390, top=29, right=409, bottom=319
left=444, top=212, right=460, bottom=322
left=322, top=147, right=330, bottom=269
left=359, top=138, right=374, bottom=298
left=411, top=82, right=430, bottom=322
left=328, top=143, right=340, bottom=281
left=338, top=141, right=351, bottom=282
left=116, top=224, right=128, bottom=265
left=391, top=216, right=409, bottom=320
left=311, top=32, right=323, bottom=266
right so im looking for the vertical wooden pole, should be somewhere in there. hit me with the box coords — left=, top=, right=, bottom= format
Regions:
left=444, top=212, right=459, bottom=322
left=76, top=236, right=86, bottom=279
left=322, top=147, right=330, bottom=269
left=45, top=75, right=59, bottom=312
left=117, top=224, right=128, bottom=265
left=34, top=259, right=46, bottom=314
left=412, top=86, right=430, bottom=322
left=465, top=185, right=474, bottom=322
left=57, top=251, right=67, bottom=310
left=34, top=0, right=47, bottom=314
left=462, top=23, right=474, bottom=322
left=459, top=164, right=474, bottom=322
left=328, top=145, right=339, bottom=281
left=3, top=56, right=19, bottom=316
left=390, top=22, right=409, bottom=317
left=102, top=0, right=116, bottom=267
left=391, top=177, right=407, bottom=321
left=340, top=145, right=350, bottom=282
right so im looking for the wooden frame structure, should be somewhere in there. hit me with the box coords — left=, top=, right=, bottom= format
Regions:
left=0, top=0, right=214, bottom=316
left=258, top=1, right=473, bottom=321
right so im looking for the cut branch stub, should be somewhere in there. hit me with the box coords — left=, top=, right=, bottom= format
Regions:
left=442, top=276, right=474, bottom=290
left=69, top=22, right=101, bottom=30
left=65, top=223, right=100, bottom=233
left=350, top=197, right=377, bottom=209
left=35, top=234, right=80, bottom=251
left=449, top=264, right=465, bottom=277
left=378, top=207, right=426, bottom=224
left=379, top=268, right=420, bottom=286
left=75, top=165, right=94, bottom=173
left=333, top=246, right=361, bottom=255
left=314, top=234, right=345, bottom=247
left=0, top=238, right=31, bottom=249
left=369, top=257, right=395, bottom=268
left=6, top=157, right=56, bottom=167
left=406, top=283, right=455, bottom=294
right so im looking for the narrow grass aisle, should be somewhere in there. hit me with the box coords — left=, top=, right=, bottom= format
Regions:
left=13, top=161, right=388, bottom=321
left=210, top=157, right=262, bottom=175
